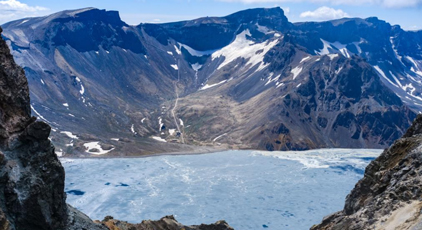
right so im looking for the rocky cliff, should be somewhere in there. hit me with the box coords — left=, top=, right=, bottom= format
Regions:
left=311, top=114, right=422, bottom=230
left=0, top=27, right=232, bottom=230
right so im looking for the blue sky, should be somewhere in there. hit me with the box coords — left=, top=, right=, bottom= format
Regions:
left=0, top=0, right=421, bottom=30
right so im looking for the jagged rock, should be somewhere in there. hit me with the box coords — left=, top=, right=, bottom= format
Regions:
left=101, top=215, right=234, bottom=230
left=311, top=114, right=422, bottom=230
left=66, top=205, right=108, bottom=230
left=0, top=26, right=31, bottom=143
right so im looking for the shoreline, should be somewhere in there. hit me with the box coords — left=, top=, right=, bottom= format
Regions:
left=59, top=147, right=384, bottom=160
left=60, top=147, right=233, bottom=159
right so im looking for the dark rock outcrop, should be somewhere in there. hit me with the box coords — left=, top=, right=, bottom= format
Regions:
left=0, top=26, right=68, bottom=230
left=0, top=26, right=232, bottom=230
left=311, top=114, right=422, bottom=230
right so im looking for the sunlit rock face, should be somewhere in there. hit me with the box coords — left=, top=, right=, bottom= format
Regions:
left=312, top=114, right=422, bottom=230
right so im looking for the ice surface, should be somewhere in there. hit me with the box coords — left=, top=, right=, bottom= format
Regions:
left=63, top=149, right=381, bottom=230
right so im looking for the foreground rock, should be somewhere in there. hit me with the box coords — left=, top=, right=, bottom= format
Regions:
left=0, top=27, right=232, bottom=230
left=311, top=114, right=422, bottom=230
left=100, top=215, right=234, bottom=230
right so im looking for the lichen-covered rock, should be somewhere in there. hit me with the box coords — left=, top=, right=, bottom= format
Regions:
left=311, top=114, right=422, bottom=230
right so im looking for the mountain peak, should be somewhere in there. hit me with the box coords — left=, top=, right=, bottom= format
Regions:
left=52, top=8, right=125, bottom=26
left=224, top=7, right=291, bottom=32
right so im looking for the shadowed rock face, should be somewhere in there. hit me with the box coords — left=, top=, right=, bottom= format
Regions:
left=0, top=26, right=68, bottom=230
left=311, top=114, right=422, bottom=230
left=0, top=27, right=232, bottom=230
left=0, top=27, right=31, bottom=141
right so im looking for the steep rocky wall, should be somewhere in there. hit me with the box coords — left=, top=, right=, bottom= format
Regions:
left=0, top=26, right=68, bottom=230
left=311, top=114, right=422, bottom=230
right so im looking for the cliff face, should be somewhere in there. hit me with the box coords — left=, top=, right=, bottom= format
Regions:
left=311, top=114, right=422, bottom=230
left=0, top=26, right=68, bottom=230
left=0, top=27, right=232, bottom=230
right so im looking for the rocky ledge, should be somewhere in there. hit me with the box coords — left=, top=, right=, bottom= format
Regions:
left=0, top=27, right=232, bottom=230
left=311, top=114, right=422, bottom=230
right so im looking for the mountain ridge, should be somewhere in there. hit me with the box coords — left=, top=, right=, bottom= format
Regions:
left=1, top=7, right=420, bottom=156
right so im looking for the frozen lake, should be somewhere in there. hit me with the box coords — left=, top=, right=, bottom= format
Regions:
left=62, top=149, right=382, bottom=229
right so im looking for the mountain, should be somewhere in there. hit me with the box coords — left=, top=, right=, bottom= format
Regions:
left=0, top=26, right=233, bottom=230
left=1, top=7, right=419, bottom=155
left=311, top=114, right=422, bottom=230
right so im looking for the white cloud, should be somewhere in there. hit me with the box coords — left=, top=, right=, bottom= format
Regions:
left=217, top=0, right=422, bottom=8
left=300, top=6, right=349, bottom=20
left=0, top=0, right=47, bottom=12
left=0, top=0, right=48, bottom=24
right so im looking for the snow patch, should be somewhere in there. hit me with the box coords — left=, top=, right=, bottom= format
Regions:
left=170, top=64, right=178, bottom=70
left=158, top=117, right=164, bottom=131
left=178, top=43, right=216, bottom=57
left=256, top=23, right=271, bottom=34
left=174, top=45, right=181, bottom=55
left=191, top=63, right=202, bottom=71
left=265, top=73, right=281, bottom=86
left=374, top=66, right=398, bottom=88
left=211, top=30, right=279, bottom=71
left=213, top=133, right=227, bottom=142
left=151, top=136, right=167, bottom=142
left=83, top=142, right=114, bottom=155
left=390, top=37, right=404, bottom=66
left=169, top=129, right=176, bottom=136
left=40, top=79, right=45, bottom=85
left=317, top=39, right=355, bottom=58
left=179, top=119, right=184, bottom=126
left=141, top=118, right=146, bottom=123
left=300, top=56, right=311, bottom=63
left=328, top=54, right=339, bottom=60
left=60, top=131, right=79, bottom=139
left=131, top=124, right=137, bottom=135
left=63, top=103, right=69, bottom=107
left=31, top=105, right=49, bottom=123
left=200, top=80, right=227, bottom=90
left=55, top=149, right=63, bottom=157
left=291, top=66, right=303, bottom=80
left=167, top=51, right=173, bottom=56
